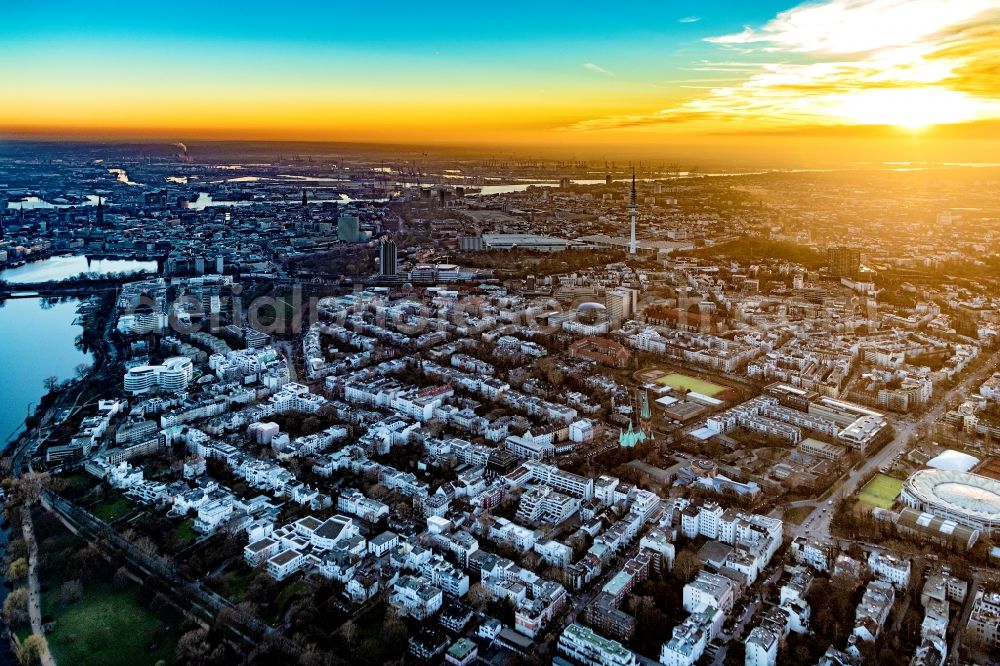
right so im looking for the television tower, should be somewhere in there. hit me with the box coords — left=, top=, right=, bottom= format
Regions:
left=628, top=169, right=638, bottom=254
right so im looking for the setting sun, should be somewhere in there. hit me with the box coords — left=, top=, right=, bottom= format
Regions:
left=826, top=88, right=996, bottom=131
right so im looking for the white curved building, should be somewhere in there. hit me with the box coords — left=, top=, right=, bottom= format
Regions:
left=124, top=357, right=193, bottom=394
left=901, top=469, right=1000, bottom=535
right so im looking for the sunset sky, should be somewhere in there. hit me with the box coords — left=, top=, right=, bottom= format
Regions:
left=2, top=0, right=999, bottom=162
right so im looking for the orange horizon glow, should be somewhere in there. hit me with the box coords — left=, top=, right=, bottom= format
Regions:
left=2, top=0, right=999, bottom=160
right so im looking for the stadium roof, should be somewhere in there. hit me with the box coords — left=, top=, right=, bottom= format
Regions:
left=927, top=449, right=979, bottom=473
left=895, top=507, right=979, bottom=548
left=904, top=469, right=1000, bottom=521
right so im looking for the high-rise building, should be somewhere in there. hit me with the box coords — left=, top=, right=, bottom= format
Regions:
left=628, top=171, right=638, bottom=255
left=379, top=238, right=398, bottom=276
left=338, top=213, right=361, bottom=243
left=605, top=287, right=636, bottom=327
left=827, top=247, right=861, bottom=278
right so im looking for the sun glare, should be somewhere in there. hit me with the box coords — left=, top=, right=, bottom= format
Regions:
left=827, top=88, right=992, bottom=131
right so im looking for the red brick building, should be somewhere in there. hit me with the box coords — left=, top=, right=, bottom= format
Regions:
left=568, top=336, right=630, bottom=368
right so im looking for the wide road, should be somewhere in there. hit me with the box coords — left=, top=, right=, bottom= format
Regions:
left=794, top=352, right=1000, bottom=543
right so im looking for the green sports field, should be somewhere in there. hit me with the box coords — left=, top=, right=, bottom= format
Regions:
left=656, top=373, right=727, bottom=397
left=857, top=474, right=903, bottom=509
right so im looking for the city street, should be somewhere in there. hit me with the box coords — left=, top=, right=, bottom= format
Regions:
left=794, top=354, right=1000, bottom=543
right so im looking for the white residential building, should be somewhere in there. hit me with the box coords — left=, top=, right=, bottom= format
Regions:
left=558, top=623, right=636, bottom=666
left=867, top=550, right=911, bottom=588
left=684, top=572, right=735, bottom=615
left=745, top=626, right=778, bottom=666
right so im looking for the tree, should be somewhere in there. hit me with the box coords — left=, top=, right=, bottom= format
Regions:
left=340, top=619, right=357, bottom=646
left=59, top=580, right=84, bottom=607
left=113, top=566, right=132, bottom=590
left=6, top=558, right=28, bottom=582
left=3, top=588, right=29, bottom=627
left=466, top=582, right=489, bottom=610
left=7, top=472, right=53, bottom=507
left=381, top=608, right=408, bottom=655
left=174, top=628, right=226, bottom=666
left=298, top=643, right=331, bottom=666
left=67, top=544, right=103, bottom=580
left=17, top=634, right=47, bottom=665
left=630, top=595, right=671, bottom=656
left=367, top=483, right=391, bottom=501
left=42, top=376, right=59, bottom=392
left=300, top=416, right=321, bottom=434
left=133, top=536, right=159, bottom=555
left=5, top=539, right=27, bottom=561
left=673, top=548, right=701, bottom=582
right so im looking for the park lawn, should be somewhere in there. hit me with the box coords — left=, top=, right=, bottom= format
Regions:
left=264, top=579, right=307, bottom=625
left=783, top=506, right=814, bottom=525
left=91, top=495, right=134, bottom=522
left=63, top=471, right=97, bottom=493
left=274, top=579, right=307, bottom=610
left=170, top=519, right=197, bottom=550
left=45, top=583, right=177, bottom=666
left=656, top=372, right=726, bottom=397
left=857, top=474, right=904, bottom=509
left=222, top=568, right=254, bottom=602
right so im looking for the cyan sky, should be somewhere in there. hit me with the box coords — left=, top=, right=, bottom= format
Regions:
left=1, top=1, right=787, bottom=46
left=1, top=1, right=789, bottom=84
left=2, top=0, right=998, bottom=164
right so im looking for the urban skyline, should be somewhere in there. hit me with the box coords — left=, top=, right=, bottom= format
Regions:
left=2, top=1, right=1000, bottom=164
left=2, top=3, right=1000, bottom=666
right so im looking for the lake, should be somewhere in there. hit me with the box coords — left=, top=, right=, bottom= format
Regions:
left=6, top=195, right=100, bottom=210
left=0, top=297, right=86, bottom=666
left=188, top=192, right=386, bottom=210
left=0, top=298, right=92, bottom=448
left=0, top=256, right=157, bottom=284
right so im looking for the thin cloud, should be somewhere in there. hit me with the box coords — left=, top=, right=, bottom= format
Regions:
left=679, top=16, right=700, bottom=23
left=563, top=0, right=1000, bottom=133
left=583, top=63, right=614, bottom=76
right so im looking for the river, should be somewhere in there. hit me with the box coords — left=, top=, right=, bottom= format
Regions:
left=0, top=256, right=157, bottom=284
left=188, top=192, right=386, bottom=210
left=6, top=196, right=100, bottom=210
left=0, top=296, right=91, bottom=664
left=0, top=298, right=92, bottom=448
left=0, top=255, right=156, bottom=440
left=0, top=262, right=112, bottom=663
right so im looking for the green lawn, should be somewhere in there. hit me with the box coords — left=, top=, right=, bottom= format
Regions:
left=857, top=474, right=904, bottom=509
left=274, top=579, right=306, bottom=609
left=656, top=372, right=726, bottom=397
left=46, top=584, right=177, bottom=666
left=221, top=568, right=254, bottom=602
left=169, top=519, right=197, bottom=550
left=265, top=579, right=307, bottom=624
left=91, top=495, right=134, bottom=522
left=63, top=472, right=97, bottom=493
